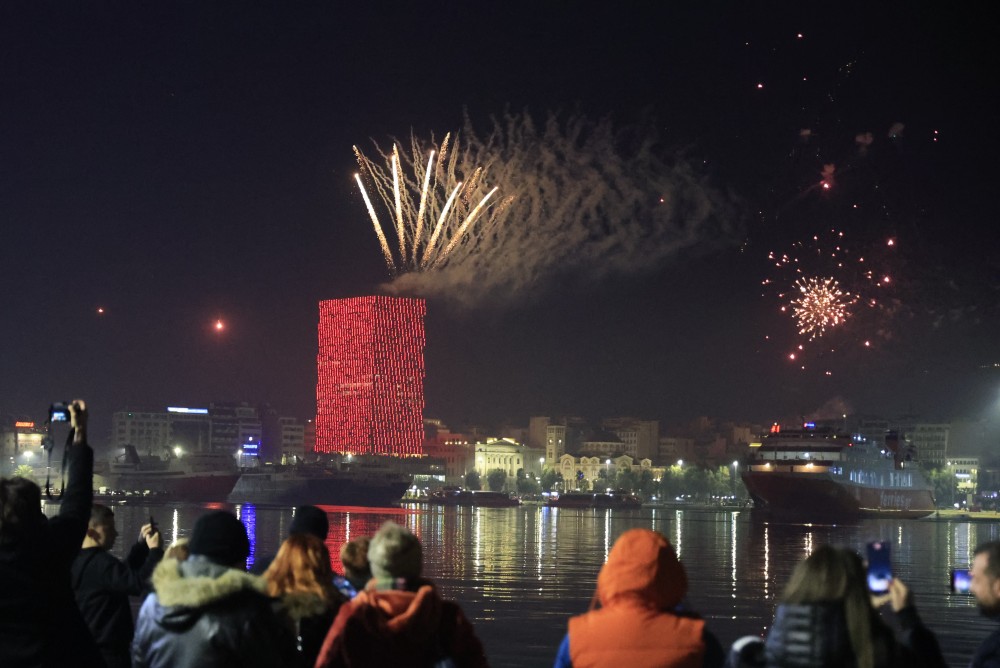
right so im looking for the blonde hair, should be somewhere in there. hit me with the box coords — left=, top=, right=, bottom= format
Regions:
left=781, top=545, right=878, bottom=668
left=264, top=533, right=337, bottom=603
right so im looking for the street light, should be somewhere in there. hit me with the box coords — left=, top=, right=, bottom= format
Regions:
left=731, top=460, right=739, bottom=501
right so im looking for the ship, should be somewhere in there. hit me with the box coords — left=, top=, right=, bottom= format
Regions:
left=740, top=423, right=936, bottom=519
left=95, top=445, right=241, bottom=502
left=546, top=491, right=642, bottom=509
left=228, top=457, right=412, bottom=507
left=426, top=488, right=521, bottom=507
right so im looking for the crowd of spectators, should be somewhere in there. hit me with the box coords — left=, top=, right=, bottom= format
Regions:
left=3, top=400, right=1000, bottom=667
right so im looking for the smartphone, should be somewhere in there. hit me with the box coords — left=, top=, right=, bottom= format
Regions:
left=866, top=541, right=892, bottom=594
left=49, top=402, right=70, bottom=422
left=951, top=568, right=971, bottom=594
left=149, top=515, right=158, bottom=533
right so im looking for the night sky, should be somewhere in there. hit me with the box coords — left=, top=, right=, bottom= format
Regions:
left=2, top=3, right=997, bottom=433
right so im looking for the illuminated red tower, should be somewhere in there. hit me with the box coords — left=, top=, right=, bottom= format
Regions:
left=315, top=296, right=426, bottom=456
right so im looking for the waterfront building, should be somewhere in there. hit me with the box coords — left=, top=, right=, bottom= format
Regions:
left=315, top=296, right=426, bottom=456
left=473, top=438, right=544, bottom=480
left=602, top=417, right=659, bottom=460
left=0, top=419, right=46, bottom=476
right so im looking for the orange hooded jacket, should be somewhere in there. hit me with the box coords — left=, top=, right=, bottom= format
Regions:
left=567, top=528, right=705, bottom=668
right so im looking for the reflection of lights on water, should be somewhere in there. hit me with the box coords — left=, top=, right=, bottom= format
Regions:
left=731, top=512, right=739, bottom=591
left=536, top=507, right=543, bottom=581
left=674, top=510, right=683, bottom=559
left=804, top=531, right=813, bottom=558
left=171, top=508, right=179, bottom=544
left=763, top=525, right=770, bottom=599
left=237, top=504, right=257, bottom=571
left=604, top=511, right=611, bottom=563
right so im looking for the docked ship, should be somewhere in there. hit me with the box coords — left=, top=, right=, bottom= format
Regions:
left=228, top=457, right=412, bottom=507
left=95, top=445, right=241, bottom=502
left=546, top=491, right=642, bottom=509
left=426, top=489, right=521, bottom=507
left=740, top=424, right=936, bottom=519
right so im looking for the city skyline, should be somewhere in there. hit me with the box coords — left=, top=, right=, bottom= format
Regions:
left=1, top=4, right=997, bottom=433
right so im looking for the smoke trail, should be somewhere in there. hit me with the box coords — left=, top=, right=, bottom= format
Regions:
left=378, top=110, right=740, bottom=307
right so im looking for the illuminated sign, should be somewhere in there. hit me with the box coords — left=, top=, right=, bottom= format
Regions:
left=167, top=407, right=209, bottom=414
left=14, top=421, right=35, bottom=428
left=803, top=422, right=816, bottom=429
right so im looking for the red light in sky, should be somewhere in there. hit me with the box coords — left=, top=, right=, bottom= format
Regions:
left=315, top=296, right=426, bottom=457
left=215, top=319, right=224, bottom=331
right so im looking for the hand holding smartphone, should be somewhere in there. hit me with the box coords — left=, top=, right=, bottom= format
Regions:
left=866, top=541, right=892, bottom=594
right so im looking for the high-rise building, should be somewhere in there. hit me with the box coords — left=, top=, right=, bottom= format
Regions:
left=315, top=296, right=426, bottom=456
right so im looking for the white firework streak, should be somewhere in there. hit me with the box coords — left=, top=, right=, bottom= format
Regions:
left=378, top=110, right=738, bottom=307
left=352, top=132, right=504, bottom=275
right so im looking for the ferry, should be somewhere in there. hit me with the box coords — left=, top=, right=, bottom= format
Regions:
left=94, top=445, right=240, bottom=502
left=426, top=489, right=521, bottom=507
left=228, top=457, right=412, bottom=507
left=546, top=491, right=642, bottom=509
left=740, top=423, right=936, bottom=519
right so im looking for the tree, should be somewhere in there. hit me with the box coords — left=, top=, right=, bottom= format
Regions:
left=540, top=469, right=561, bottom=492
left=616, top=469, right=639, bottom=493
left=486, top=468, right=508, bottom=492
left=638, top=469, right=657, bottom=499
left=13, top=464, right=34, bottom=479
left=465, top=470, right=482, bottom=490
left=516, top=474, right=541, bottom=495
left=923, top=466, right=954, bottom=507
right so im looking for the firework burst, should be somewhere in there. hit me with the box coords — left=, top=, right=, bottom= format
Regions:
left=764, top=228, right=899, bottom=372
left=790, top=276, right=856, bottom=339
left=353, top=133, right=511, bottom=277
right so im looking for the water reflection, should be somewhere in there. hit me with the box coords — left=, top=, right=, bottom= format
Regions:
left=58, top=501, right=1000, bottom=667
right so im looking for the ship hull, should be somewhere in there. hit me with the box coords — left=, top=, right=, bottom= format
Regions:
left=547, top=493, right=642, bottom=509
left=742, top=470, right=935, bottom=519
left=426, top=491, right=520, bottom=507
left=98, top=472, right=241, bottom=502
left=229, top=470, right=411, bottom=507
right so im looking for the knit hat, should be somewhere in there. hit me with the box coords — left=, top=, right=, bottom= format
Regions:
left=368, top=521, right=422, bottom=580
left=188, top=510, right=250, bottom=566
left=289, top=505, right=329, bottom=541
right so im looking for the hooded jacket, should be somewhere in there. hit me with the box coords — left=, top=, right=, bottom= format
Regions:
left=131, top=556, right=298, bottom=668
left=558, top=528, right=721, bottom=668
left=315, top=578, right=489, bottom=668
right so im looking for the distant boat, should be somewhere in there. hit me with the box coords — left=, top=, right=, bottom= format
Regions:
left=546, top=491, right=642, bottom=509
left=741, top=424, right=936, bottom=519
left=426, top=488, right=521, bottom=507
left=95, top=445, right=240, bottom=502
left=229, top=457, right=412, bottom=507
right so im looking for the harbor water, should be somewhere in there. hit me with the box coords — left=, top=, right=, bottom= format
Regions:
left=52, top=501, right=1000, bottom=667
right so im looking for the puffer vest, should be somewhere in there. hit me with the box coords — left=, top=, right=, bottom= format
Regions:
left=568, top=602, right=705, bottom=668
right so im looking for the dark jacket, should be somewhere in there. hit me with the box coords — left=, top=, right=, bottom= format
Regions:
left=764, top=601, right=946, bottom=668
left=131, top=555, right=299, bottom=668
left=0, top=442, right=105, bottom=668
left=971, top=625, right=1000, bottom=668
left=72, top=539, right=164, bottom=668
left=278, top=590, right=342, bottom=668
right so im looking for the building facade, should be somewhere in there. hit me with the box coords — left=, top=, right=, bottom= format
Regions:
left=315, top=296, right=426, bottom=456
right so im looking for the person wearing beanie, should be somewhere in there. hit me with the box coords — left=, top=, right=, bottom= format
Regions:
left=553, top=528, right=725, bottom=668
left=250, top=505, right=329, bottom=575
left=315, top=521, right=489, bottom=668
left=131, top=510, right=298, bottom=668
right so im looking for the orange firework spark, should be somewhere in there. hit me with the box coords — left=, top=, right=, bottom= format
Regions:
left=790, top=276, right=856, bottom=340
